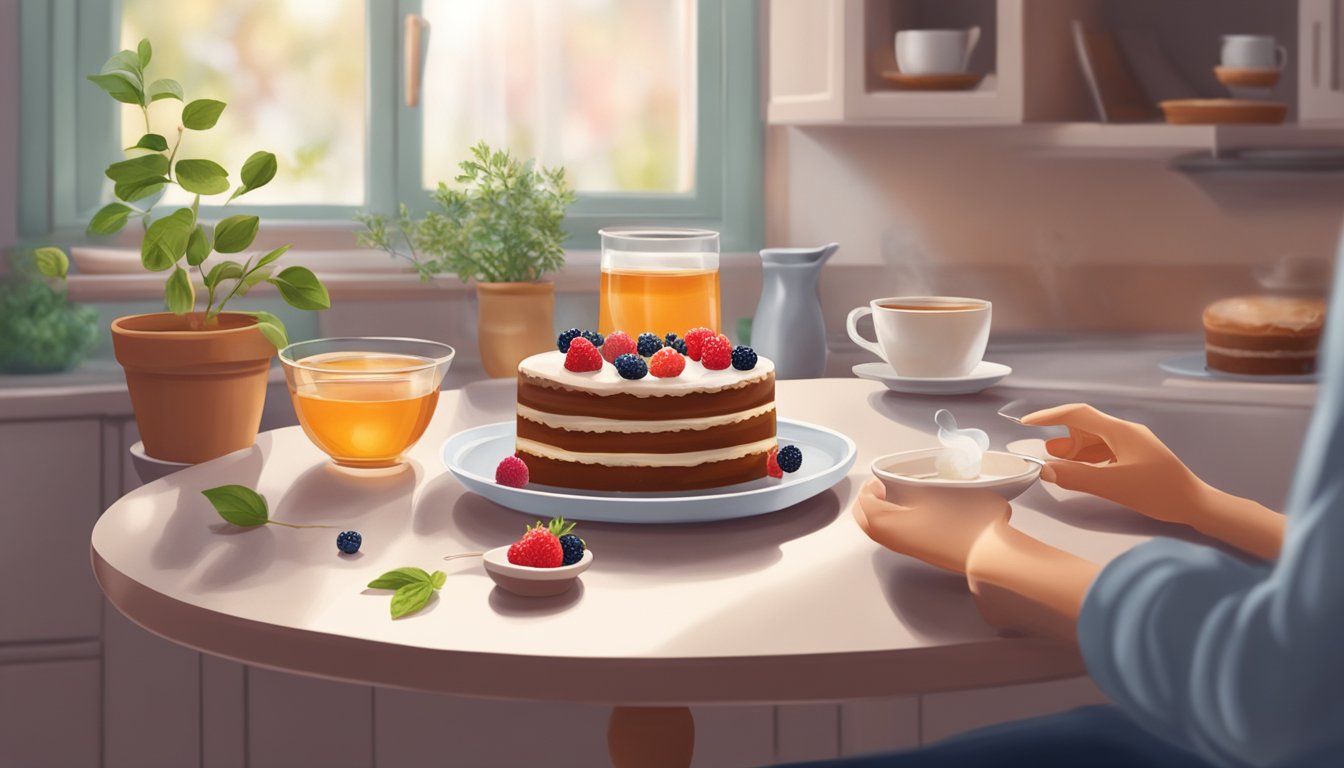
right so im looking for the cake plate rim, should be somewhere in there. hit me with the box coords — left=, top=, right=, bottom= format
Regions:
left=1159, top=351, right=1319, bottom=384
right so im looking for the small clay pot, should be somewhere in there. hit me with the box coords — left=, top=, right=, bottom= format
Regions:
left=111, top=312, right=274, bottom=464
left=475, top=282, right=555, bottom=378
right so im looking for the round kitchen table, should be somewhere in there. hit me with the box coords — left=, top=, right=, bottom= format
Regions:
left=93, top=379, right=1148, bottom=767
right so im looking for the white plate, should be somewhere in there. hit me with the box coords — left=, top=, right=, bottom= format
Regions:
left=852, top=360, right=1012, bottom=395
left=440, top=419, right=857, bottom=524
left=1159, top=352, right=1318, bottom=384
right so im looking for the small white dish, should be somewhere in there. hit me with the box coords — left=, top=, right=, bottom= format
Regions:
left=129, top=441, right=193, bottom=484
left=1159, top=352, right=1318, bottom=384
left=871, top=448, right=1042, bottom=503
left=852, top=360, right=1012, bottom=395
left=482, top=546, right=593, bottom=597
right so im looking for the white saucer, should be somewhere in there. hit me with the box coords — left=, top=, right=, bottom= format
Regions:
left=1159, top=352, right=1318, bottom=384
left=852, top=360, right=1012, bottom=395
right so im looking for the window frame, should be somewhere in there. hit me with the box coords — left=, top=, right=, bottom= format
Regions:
left=18, top=0, right=762, bottom=252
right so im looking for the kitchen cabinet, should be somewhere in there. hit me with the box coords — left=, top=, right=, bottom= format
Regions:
left=0, top=659, right=102, bottom=768
left=1300, top=0, right=1344, bottom=122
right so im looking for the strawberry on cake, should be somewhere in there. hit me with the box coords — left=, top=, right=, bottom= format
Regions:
left=514, top=328, right=777, bottom=492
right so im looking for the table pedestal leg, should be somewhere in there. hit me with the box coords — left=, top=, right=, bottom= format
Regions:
left=607, top=706, right=694, bottom=768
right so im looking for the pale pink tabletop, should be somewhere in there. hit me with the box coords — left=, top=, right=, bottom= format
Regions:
left=92, top=378, right=1169, bottom=705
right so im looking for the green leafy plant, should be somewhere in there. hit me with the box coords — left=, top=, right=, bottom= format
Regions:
left=202, top=484, right=336, bottom=530
left=367, top=567, right=448, bottom=619
left=0, top=250, right=98, bottom=373
left=357, top=141, right=575, bottom=283
left=48, top=38, right=332, bottom=347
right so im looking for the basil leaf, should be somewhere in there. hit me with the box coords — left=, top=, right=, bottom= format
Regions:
left=204, top=260, right=244, bottom=288
left=164, top=266, right=195, bottom=315
left=367, top=567, right=432, bottom=590
left=185, top=225, right=211, bottom=266
left=106, top=153, right=170, bottom=183
left=390, top=582, right=434, bottom=619
left=176, top=159, right=230, bottom=196
left=115, top=178, right=167, bottom=203
left=88, top=203, right=133, bottom=236
left=236, top=267, right=272, bottom=296
left=87, top=73, right=144, bottom=105
left=242, top=151, right=277, bottom=190
left=182, top=99, right=226, bottom=130
left=431, top=570, right=446, bottom=589
left=137, top=39, right=152, bottom=69
left=140, top=208, right=194, bottom=272
left=213, top=215, right=259, bottom=253
left=202, top=485, right=269, bottom=527
left=254, top=245, right=289, bottom=270
left=147, top=78, right=183, bottom=102
left=270, top=266, right=330, bottom=310
left=103, top=49, right=143, bottom=78
left=252, top=312, right=289, bottom=349
left=33, top=248, right=69, bottom=279
left=127, top=133, right=168, bottom=152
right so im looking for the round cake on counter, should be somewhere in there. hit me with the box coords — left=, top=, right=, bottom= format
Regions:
left=515, top=352, right=776, bottom=492
left=1202, top=295, right=1327, bottom=376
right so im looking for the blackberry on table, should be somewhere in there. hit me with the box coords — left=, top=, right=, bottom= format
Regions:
left=336, top=530, right=362, bottom=554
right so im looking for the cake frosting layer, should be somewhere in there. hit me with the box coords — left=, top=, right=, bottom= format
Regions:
left=518, top=449, right=769, bottom=492
left=517, top=410, right=776, bottom=454
left=516, top=402, right=776, bottom=433
left=519, top=371, right=775, bottom=420
left=1202, top=296, right=1326, bottom=334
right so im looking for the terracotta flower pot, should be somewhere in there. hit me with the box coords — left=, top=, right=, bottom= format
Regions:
left=110, top=312, right=274, bottom=464
left=475, top=282, right=555, bottom=378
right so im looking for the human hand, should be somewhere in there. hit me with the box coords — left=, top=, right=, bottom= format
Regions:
left=853, top=478, right=1010, bottom=574
left=1021, top=403, right=1205, bottom=525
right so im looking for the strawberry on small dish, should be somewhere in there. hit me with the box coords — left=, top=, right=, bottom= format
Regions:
left=483, top=546, right=593, bottom=597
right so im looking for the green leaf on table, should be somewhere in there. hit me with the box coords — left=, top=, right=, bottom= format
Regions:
left=186, top=225, right=211, bottom=266
left=254, top=245, right=289, bottom=270
left=202, top=484, right=269, bottom=527
left=88, top=202, right=133, bottom=236
left=87, top=72, right=143, bottom=105
left=176, top=158, right=230, bottom=195
left=367, top=567, right=432, bottom=590
left=227, top=151, right=278, bottom=202
left=390, top=582, right=435, bottom=619
left=204, top=260, right=244, bottom=288
left=127, top=133, right=168, bottom=152
left=251, top=311, right=289, bottom=349
left=33, top=247, right=69, bottom=279
left=137, top=39, right=152, bottom=68
left=182, top=99, right=226, bottom=130
left=164, top=265, right=195, bottom=314
left=148, top=78, right=184, bottom=102
left=270, top=266, right=330, bottom=310
left=213, top=215, right=259, bottom=253
left=140, top=208, right=195, bottom=271
left=431, top=570, right=447, bottom=589
left=106, top=153, right=169, bottom=183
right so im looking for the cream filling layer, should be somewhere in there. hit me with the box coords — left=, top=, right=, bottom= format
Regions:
left=1206, top=344, right=1317, bottom=359
left=516, top=437, right=777, bottom=467
left=516, top=402, right=775, bottom=433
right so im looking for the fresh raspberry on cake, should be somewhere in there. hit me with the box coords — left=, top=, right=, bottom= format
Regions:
left=701, top=334, right=733, bottom=370
left=766, top=446, right=783, bottom=478
left=684, top=327, right=715, bottom=361
left=601, top=331, right=638, bottom=363
left=507, top=522, right=564, bottom=568
left=649, top=347, right=686, bottom=378
left=564, top=337, right=603, bottom=372
left=495, top=455, right=529, bottom=487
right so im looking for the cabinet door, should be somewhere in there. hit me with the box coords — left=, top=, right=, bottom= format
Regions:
left=1300, top=0, right=1344, bottom=122
left=0, top=420, right=103, bottom=642
left=0, top=659, right=102, bottom=767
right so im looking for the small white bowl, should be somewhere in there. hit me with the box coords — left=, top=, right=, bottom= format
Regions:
left=870, top=448, right=1043, bottom=504
left=482, top=546, right=593, bottom=597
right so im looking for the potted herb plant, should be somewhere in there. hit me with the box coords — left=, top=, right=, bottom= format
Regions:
left=0, top=249, right=99, bottom=374
left=358, top=141, right=574, bottom=377
left=43, top=39, right=331, bottom=463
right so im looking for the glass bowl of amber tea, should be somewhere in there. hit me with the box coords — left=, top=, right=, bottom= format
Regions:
left=279, top=338, right=454, bottom=472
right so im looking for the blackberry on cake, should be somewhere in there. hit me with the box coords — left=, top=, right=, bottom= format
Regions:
left=614, top=353, right=648, bottom=380
left=637, top=332, right=663, bottom=357
left=557, top=328, right=584, bottom=353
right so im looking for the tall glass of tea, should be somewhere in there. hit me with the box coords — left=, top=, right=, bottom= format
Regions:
left=279, top=338, right=455, bottom=473
left=598, top=228, right=720, bottom=337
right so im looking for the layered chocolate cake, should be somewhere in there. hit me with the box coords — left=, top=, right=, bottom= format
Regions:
left=515, top=351, right=776, bottom=491
left=1203, top=296, right=1327, bottom=376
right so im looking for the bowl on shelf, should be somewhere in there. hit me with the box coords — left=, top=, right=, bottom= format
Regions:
left=1159, top=98, right=1287, bottom=125
left=1214, top=66, right=1281, bottom=89
left=482, top=546, right=593, bottom=597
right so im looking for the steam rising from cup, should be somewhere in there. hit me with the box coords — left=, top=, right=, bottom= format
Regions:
left=934, top=409, right=989, bottom=480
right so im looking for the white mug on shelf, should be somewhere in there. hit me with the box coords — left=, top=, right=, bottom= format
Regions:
left=895, top=27, right=981, bottom=75
left=846, top=296, right=991, bottom=378
left=1221, top=34, right=1287, bottom=71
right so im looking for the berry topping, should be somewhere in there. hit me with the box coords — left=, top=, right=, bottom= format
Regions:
left=613, top=353, right=648, bottom=380
left=495, top=455, right=530, bottom=488
left=668, top=338, right=687, bottom=355
left=556, top=328, right=583, bottom=352
left=731, top=345, right=758, bottom=371
left=507, top=521, right=564, bottom=568
left=564, top=337, right=604, bottom=372
left=700, top=333, right=733, bottom=370
left=777, top=445, right=803, bottom=473
left=582, top=330, right=604, bottom=348
left=336, top=530, right=362, bottom=554
left=649, top=347, right=686, bottom=378
left=637, top=332, right=663, bottom=357
left=549, top=518, right=585, bottom=566
left=766, top=447, right=784, bottom=478
left=664, top=332, right=679, bottom=346
left=601, top=330, right=638, bottom=363
left=684, top=327, right=715, bottom=361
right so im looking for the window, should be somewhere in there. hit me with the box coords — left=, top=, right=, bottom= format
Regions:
left=18, top=0, right=761, bottom=251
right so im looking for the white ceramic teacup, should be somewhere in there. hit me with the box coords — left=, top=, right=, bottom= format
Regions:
left=895, top=27, right=981, bottom=75
left=846, top=296, right=991, bottom=378
left=1221, top=34, right=1286, bottom=71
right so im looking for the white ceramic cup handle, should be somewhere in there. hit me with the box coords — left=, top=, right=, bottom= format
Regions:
left=1275, top=44, right=1288, bottom=71
left=846, top=307, right=887, bottom=362
left=963, top=26, right=981, bottom=71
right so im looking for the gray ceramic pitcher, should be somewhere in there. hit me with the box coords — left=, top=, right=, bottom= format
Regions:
left=751, top=243, right=839, bottom=379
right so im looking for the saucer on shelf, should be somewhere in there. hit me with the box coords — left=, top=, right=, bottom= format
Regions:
left=1214, top=66, right=1281, bottom=89
left=1159, top=352, right=1318, bottom=384
left=880, top=71, right=984, bottom=90
left=852, top=360, right=1012, bottom=396
left=1159, top=98, right=1287, bottom=125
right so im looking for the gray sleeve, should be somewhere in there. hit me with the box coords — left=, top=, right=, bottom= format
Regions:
left=1078, top=245, right=1344, bottom=768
